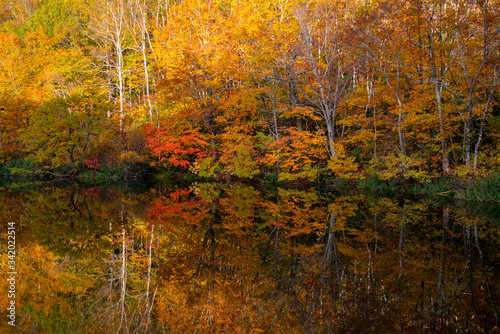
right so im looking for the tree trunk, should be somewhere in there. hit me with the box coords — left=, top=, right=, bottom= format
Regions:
left=434, top=83, right=451, bottom=174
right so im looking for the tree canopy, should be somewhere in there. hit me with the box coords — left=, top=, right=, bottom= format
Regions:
left=0, top=0, right=499, bottom=180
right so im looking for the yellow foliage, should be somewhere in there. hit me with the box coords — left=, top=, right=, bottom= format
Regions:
left=327, top=143, right=361, bottom=179
left=119, top=151, right=141, bottom=163
left=369, top=154, right=430, bottom=183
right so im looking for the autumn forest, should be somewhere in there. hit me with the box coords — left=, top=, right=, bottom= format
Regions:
left=0, top=0, right=499, bottom=184
left=1, top=1, right=500, bottom=333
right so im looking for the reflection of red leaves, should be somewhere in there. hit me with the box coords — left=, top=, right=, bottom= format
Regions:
left=85, top=186, right=101, bottom=198
left=147, top=188, right=209, bottom=227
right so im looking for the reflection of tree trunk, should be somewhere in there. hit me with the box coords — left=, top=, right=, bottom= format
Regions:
left=82, top=193, right=93, bottom=221
left=397, top=223, right=405, bottom=327
left=118, top=226, right=129, bottom=333
left=307, top=210, right=342, bottom=332
left=197, top=203, right=216, bottom=275
left=329, top=214, right=342, bottom=300
left=310, top=213, right=333, bottom=331
left=290, top=239, right=295, bottom=279
left=210, top=203, right=216, bottom=272
left=143, top=223, right=154, bottom=332
left=320, top=211, right=337, bottom=282
left=374, top=212, right=378, bottom=258
left=368, top=212, right=378, bottom=292
left=69, top=186, right=85, bottom=220
left=323, top=215, right=339, bottom=305
left=272, top=196, right=281, bottom=280
left=432, top=205, right=449, bottom=318
left=367, top=242, right=372, bottom=292
left=474, top=222, right=499, bottom=322
left=273, top=225, right=280, bottom=279
left=464, top=224, right=490, bottom=332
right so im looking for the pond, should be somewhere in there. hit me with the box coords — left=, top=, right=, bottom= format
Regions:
left=1, top=181, right=499, bottom=333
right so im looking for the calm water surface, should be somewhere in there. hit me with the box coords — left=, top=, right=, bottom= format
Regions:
left=1, top=181, right=499, bottom=333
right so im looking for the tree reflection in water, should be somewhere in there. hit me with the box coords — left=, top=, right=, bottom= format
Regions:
left=0, top=184, right=498, bottom=333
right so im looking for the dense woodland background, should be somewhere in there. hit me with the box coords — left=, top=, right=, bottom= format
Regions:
left=1, top=2, right=500, bottom=332
left=0, top=0, right=499, bottom=183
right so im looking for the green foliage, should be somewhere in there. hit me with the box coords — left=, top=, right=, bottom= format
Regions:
left=465, top=172, right=500, bottom=203
left=413, top=177, right=452, bottom=196
left=0, top=159, right=34, bottom=175
left=190, top=156, right=220, bottom=179
left=21, top=93, right=111, bottom=169
left=16, top=0, right=84, bottom=38
left=357, top=176, right=397, bottom=197
left=78, top=161, right=155, bottom=186
left=259, top=171, right=280, bottom=189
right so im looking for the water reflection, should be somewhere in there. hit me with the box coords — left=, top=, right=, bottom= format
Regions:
left=0, top=183, right=498, bottom=333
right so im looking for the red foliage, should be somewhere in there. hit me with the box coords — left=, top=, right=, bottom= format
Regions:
left=84, top=157, right=101, bottom=170
left=145, top=124, right=210, bottom=168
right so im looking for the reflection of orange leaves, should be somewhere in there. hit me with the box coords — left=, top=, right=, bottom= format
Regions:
left=262, top=188, right=329, bottom=238
left=156, top=275, right=288, bottom=333
left=350, top=227, right=376, bottom=243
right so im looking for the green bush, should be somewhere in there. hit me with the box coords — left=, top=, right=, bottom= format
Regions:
left=466, top=172, right=500, bottom=203
left=357, top=176, right=397, bottom=196
left=0, top=159, right=34, bottom=176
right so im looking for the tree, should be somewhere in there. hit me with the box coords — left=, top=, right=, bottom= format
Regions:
left=362, top=3, right=412, bottom=157
left=291, top=0, right=358, bottom=159
left=127, top=0, right=156, bottom=122
left=145, top=123, right=209, bottom=168
left=442, top=0, right=500, bottom=170
left=87, top=0, right=130, bottom=132
left=22, top=93, right=110, bottom=170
